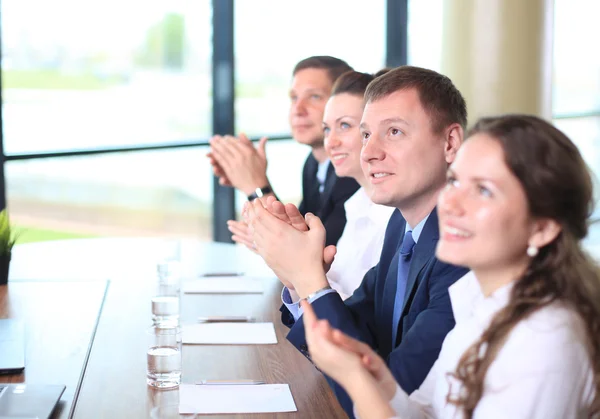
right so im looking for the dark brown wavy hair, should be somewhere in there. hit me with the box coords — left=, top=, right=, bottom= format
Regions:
left=447, top=114, right=600, bottom=417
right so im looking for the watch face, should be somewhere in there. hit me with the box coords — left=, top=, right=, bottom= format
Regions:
left=247, top=186, right=272, bottom=201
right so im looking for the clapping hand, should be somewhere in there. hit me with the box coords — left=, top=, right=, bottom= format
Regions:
left=301, top=300, right=397, bottom=419
left=208, top=133, right=269, bottom=195
left=246, top=197, right=337, bottom=272
left=229, top=196, right=311, bottom=254
left=247, top=198, right=329, bottom=298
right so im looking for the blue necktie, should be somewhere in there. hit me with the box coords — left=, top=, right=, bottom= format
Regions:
left=392, top=231, right=415, bottom=346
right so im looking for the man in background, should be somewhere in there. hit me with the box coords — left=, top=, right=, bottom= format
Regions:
left=208, top=56, right=359, bottom=247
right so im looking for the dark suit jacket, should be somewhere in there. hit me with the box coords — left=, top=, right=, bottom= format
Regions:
left=281, top=208, right=468, bottom=417
left=298, top=153, right=359, bottom=247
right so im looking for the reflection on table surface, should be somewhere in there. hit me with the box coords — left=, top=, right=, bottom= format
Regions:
left=3, top=238, right=346, bottom=419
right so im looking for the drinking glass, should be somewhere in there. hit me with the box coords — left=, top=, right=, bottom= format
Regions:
left=146, top=326, right=182, bottom=389
left=152, top=260, right=181, bottom=327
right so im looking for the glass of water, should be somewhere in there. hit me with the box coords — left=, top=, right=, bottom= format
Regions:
left=152, top=260, right=181, bottom=327
left=147, top=326, right=182, bottom=389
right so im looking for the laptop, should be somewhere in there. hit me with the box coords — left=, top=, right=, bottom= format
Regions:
left=0, top=319, right=66, bottom=419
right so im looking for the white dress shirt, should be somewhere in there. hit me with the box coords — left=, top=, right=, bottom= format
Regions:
left=327, top=188, right=394, bottom=300
left=383, top=271, right=596, bottom=419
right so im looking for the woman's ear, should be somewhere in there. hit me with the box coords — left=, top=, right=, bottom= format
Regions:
left=529, top=218, right=562, bottom=249
left=445, top=123, right=464, bottom=165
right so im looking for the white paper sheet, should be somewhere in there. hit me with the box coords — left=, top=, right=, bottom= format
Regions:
left=182, top=322, right=277, bottom=344
left=183, top=277, right=263, bottom=294
left=179, top=383, right=297, bottom=414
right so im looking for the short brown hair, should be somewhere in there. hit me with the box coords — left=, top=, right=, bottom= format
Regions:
left=365, top=66, right=468, bottom=134
left=293, top=56, right=353, bottom=85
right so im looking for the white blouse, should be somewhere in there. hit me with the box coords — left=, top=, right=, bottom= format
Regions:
left=327, top=187, right=395, bottom=300
left=386, top=271, right=596, bottom=419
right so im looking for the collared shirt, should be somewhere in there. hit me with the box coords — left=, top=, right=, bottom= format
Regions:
left=405, top=213, right=429, bottom=243
left=327, top=188, right=395, bottom=300
left=384, top=271, right=596, bottom=419
left=316, top=160, right=330, bottom=194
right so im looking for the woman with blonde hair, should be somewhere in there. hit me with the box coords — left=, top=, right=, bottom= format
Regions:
left=320, top=69, right=394, bottom=299
left=273, top=69, right=394, bottom=304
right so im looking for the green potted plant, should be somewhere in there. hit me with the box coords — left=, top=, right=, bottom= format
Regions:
left=0, top=209, right=17, bottom=285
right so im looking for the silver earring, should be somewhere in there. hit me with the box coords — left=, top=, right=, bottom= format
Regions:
left=527, top=245, right=539, bottom=257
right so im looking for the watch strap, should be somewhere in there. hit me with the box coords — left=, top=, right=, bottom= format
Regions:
left=247, top=185, right=273, bottom=201
left=303, top=285, right=332, bottom=301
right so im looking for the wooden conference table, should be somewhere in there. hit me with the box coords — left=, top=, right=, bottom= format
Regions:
left=1, top=238, right=346, bottom=419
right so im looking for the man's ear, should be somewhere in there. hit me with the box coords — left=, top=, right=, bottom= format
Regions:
left=444, top=123, right=464, bottom=164
left=529, top=218, right=562, bottom=249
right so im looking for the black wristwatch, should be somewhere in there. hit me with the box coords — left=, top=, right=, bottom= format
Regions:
left=247, top=185, right=273, bottom=201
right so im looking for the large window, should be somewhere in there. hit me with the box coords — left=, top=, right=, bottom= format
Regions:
left=232, top=0, right=386, bottom=210
left=2, top=1, right=214, bottom=242
left=234, top=0, right=386, bottom=138
left=552, top=0, right=600, bottom=250
left=1, top=0, right=212, bottom=155
left=7, top=148, right=213, bottom=241
left=407, top=0, right=443, bottom=71
left=552, top=0, right=600, bottom=117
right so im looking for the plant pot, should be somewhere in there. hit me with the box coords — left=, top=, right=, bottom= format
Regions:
left=0, top=253, right=10, bottom=285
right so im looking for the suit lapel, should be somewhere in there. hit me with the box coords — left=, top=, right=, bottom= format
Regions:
left=301, top=155, right=320, bottom=215
left=319, top=162, right=337, bottom=209
left=401, top=209, right=440, bottom=313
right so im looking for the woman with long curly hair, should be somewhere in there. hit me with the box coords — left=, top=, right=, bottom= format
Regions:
left=301, top=114, right=600, bottom=419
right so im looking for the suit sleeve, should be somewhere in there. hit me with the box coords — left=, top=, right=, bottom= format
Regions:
left=387, top=262, right=466, bottom=394
left=349, top=262, right=464, bottom=416
left=283, top=261, right=466, bottom=417
left=285, top=263, right=380, bottom=349
left=283, top=265, right=380, bottom=418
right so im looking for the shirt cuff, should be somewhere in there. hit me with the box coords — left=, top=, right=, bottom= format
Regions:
left=281, top=286, right=337, bottom=321
left=281, top=287, right=302, bottom=321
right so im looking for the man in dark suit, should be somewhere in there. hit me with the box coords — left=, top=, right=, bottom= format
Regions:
left=298, top=156, right=359, bottom=249
left=247, top=66, right=469, bottom=417
left=209, top=56, right=359, bottom=248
